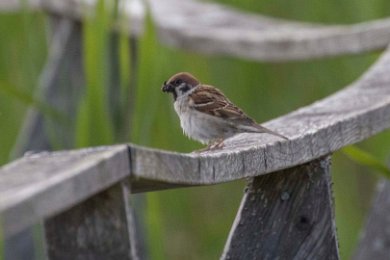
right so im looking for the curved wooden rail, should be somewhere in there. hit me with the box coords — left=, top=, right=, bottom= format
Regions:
left=2, top=0, right=389, bottom=257
left=0, top=0, right=145, bottom=36
left=131, top=45, right=390, bottom=186
left=148, top=0, right=390, bottom=61
left=1, top=45, right=390, bottom=237
left=2, top=0, right=390, bottom=61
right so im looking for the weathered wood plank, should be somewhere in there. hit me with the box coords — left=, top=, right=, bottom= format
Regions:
left=6, top=17, right=84, bottom=260
left=353, top=179, right=390, bottom=260
left=0, top=0, right=145, bottom=36
left=130, top=45, right=390, bottom=186
left=0, top=145, right=130, bottom=237
left=148, top=0, right=390, bottom=61
left=3, top=0, right=390, bottom=61
left=45, top=181, right=140, bottom=260
left=221, top=157, right=339, bottom=259
left=1, top=46, right=390, bottom=240
left=1, top=46, right=390, bottom=236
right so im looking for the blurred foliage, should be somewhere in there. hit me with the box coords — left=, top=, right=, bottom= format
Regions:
left=343, top=146, right=390, bottom=179
left=76, top=0, right=114, bottom=147
left=0, top=0, right=390, bottom=259
left=211, top=0, right=390, bottom=23
left=0, top=12, right=47, bottom=164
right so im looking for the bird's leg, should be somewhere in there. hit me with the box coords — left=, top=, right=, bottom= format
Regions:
left=209, top=138, right=225, bottom=150
left=192, top=138, right=225, bottom=153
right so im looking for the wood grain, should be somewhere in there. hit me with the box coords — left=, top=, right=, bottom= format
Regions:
left=130, top=45, right=390, bottom=187
left=148, top=0, right=390, bottom=61
left=45, top=181, right=140, bottom=260
left=221, top=157, right=339, bottom=259
left=5, top=18, right=85, bottom=260
left=0, top=146, right=130, bottom=237
left=1, top=46, right=390, bottom=238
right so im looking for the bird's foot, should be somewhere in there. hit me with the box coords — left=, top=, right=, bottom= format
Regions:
left=209, top=139, right=224, bottom=150
left=192, top=139, right=224, bottom=153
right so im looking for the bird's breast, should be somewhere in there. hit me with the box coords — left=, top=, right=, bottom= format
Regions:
left=173, top=97, right=236, bottom=144
left=174, top=98, right=208, bottom=144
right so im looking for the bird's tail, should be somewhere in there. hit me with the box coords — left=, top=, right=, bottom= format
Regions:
left=239, top=124, right=289, bottom=140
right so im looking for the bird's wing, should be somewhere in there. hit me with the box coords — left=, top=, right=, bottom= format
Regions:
left=189, top=85, right=289, bottom=140
left=189, top=85, right=254, bottom=124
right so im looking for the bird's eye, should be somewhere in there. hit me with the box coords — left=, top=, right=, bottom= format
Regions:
left=175, top=79, right=182, bottom=85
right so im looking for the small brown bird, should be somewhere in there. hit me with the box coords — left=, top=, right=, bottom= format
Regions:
left=162, top=72, right=288, bottom=150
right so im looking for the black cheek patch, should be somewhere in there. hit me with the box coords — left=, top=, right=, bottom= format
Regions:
left=180, top=85, right=191, bottom=93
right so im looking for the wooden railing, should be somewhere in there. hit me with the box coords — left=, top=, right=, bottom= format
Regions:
left=1, top=0, right=390, bottom=259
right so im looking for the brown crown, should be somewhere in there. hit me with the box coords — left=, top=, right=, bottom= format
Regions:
left=167, top=72, right=200, bottom=87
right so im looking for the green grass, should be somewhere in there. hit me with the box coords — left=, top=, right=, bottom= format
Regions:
left=0, top=0, right=390, bottom=259
left=0, top=12, right=47, bottom=164
left=76, top=0, right=115, bottom=147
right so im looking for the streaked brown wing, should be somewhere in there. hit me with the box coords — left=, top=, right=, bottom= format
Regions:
left=189, top=85, right=255, bottom=124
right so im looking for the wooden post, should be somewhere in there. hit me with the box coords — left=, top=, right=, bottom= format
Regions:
left=6, top=16, right=84, bottom=260
left=44, top=181, right=141, bottom=260
left=11, top=16, right=84, bottom=156
left=353, top=179, right=390, bottom=260
left=222, top=156, right=339, bottom=260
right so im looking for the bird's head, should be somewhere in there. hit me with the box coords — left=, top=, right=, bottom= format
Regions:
left=162, top=72, right=200, bottom=100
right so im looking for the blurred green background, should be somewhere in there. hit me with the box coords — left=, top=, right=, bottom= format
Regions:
left=1, top=0, right=390, bottom=259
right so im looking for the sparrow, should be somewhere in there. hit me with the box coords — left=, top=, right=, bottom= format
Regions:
left=162, top=72, right=288, bottom=150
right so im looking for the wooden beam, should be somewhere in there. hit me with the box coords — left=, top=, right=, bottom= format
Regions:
left=5, top=17, right=85, bottom=260
left=1, top=46, right=390, bottom=238
left=148, top=0, right=390, bottom=61
left=221, top=157, right=339, bottom=259
left=45, top=181, right=141, bottom=259
left=3, top=0, right=390, bottom=60
left=130, top=45, right=390, bottom=186
left=12, top=17, right=84, bottom=156
left=0, top=0, right=145, bottom=36
left=0, top=145, right=130, bottom=237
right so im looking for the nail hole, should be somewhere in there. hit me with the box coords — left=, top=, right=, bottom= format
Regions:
left=296, top=215, right=311, bottom=231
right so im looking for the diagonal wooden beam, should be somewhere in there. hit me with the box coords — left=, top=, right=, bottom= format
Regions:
left=1, top=46, right=390, bottom=239
left=221, top=157, right=339, bottom=259
left=44, top=181, right=142, bottom=259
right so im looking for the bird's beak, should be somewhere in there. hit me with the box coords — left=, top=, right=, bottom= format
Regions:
left=162, top=82, right=173, bottom=92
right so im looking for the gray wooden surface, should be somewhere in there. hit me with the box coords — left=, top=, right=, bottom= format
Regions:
left=222, top=157, right=339, bottom=259
left=353, top=179, right=390, bottom=260
left=1, top=46, right=390, bottom=239
left=45, top=181, right=140, bottom=260
left=2, top=0, right=390, bottom=61
left=0, top=0, right=145, bottom=36
left=130, top=45, right=390, bottom=185
left=6, top=17, right=85, bottom=260
left=2, top=12, right=147, bottom=257
left=148, top=0, right=390, bottom=61
left=0, top=146, right=129, bottom=237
